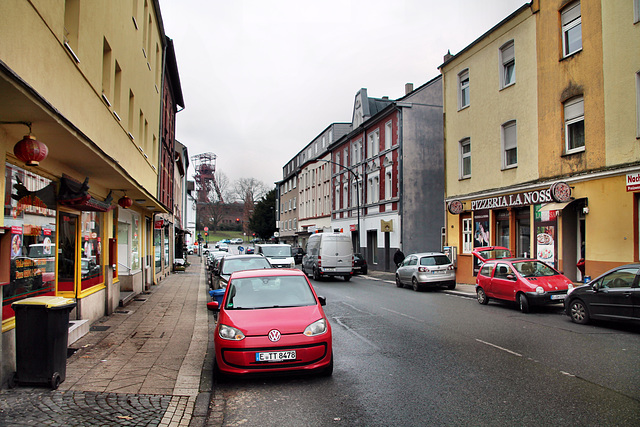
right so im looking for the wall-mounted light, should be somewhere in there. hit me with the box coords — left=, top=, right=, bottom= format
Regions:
left=1, top=121, right=49, bottom=166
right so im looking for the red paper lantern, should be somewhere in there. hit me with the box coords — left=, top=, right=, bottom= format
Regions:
left=118, top=195, right=133, bottom=208
left=14, top=134, right=48, bottom=166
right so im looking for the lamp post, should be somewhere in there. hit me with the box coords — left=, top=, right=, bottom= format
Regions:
left=317, top=159, right=360, bottom=251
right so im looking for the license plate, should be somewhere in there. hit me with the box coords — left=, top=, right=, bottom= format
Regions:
left=432, top=270, right=446, bottom=274
left=550, top=294, right=565, bottom=300
left=256, top=350, right=296, bottom=362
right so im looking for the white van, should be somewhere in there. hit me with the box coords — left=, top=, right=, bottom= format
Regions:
left=302, top=232, right=354, bottom=281
left=255, top=243, right=295, bottom=268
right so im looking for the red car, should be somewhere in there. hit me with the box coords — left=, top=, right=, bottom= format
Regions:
left=475, top=259, right=574, bottom=313
left=207, top=268, right=333, bottom=378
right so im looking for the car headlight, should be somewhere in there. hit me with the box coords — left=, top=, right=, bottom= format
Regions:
left=567, top=283, right=575, bottom=295
left=535, top=286, right=545, bottom=294
left=218, top=324, right=245, bottom=341
left=304, top=318, right=327, bottom=336
left=290, top=262, right=295, bottom=268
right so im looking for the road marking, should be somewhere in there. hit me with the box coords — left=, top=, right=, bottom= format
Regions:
left=341, top=301, right=368, bottom=313
left=333, top=317, right=381, bottom=350
left=380, top=307, right=425, bottom=323
left=475, top=339, right=522, bottom=357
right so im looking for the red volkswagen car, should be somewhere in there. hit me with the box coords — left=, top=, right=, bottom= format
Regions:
left=476, top=259, right=574, bottom=313
left=208, top=268, right=333, bottom=378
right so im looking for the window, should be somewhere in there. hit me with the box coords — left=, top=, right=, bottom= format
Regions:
left=385, top=121, right=392, bottom=150
left=562, top=2, right=582, bottom=57
left=635, top=0, right=640, bottom=23
left=636, top=72, right=640, bottom=138
left=458, top=69, right=470, bottom=109
left=564, top=96, right=585, bottom=153
left=462, top=217, right=473, bottom=254
left=459, top=138, right=471, bottom=179
left=343, top=183, right=348, bottom=209
left=385, top=168, right=392, bottom=200
left=502, top=121, right=517, bottom=168
left=368, top=130, right=379, bottom=158
left=500, top=41, right=515, bottom=88
left=367, top=173, right=379, bottom=204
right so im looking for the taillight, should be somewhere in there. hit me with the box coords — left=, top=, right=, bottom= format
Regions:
left=418, top=267, right=427, bottom=272
left=448, top=265, right=454, bottom=271
left=318, top=255, right=321, bottom=267
left=352, top=255, right=354, bottom=267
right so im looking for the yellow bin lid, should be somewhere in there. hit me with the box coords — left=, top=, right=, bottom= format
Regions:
left=12, top=296, right=76, bottom=308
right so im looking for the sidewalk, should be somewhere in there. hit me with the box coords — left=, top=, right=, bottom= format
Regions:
left=364, top=269, right=477, bottom=297
left=0, top=256, right=213, bottom=427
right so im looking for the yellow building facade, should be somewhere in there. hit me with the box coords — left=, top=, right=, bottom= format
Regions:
left=0, top=0, right=172, bottom=385
left=442, top=0, right=640, bottom=285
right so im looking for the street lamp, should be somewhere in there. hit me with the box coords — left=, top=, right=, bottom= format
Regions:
left=316, top=159, right=361, bottom=251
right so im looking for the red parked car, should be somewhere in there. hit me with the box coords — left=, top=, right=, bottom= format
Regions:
left=207, top=268, right=333, bottom=378
left=475, top=259, right=574, bottom=313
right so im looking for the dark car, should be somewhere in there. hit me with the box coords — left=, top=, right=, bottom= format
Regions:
left=210, top=255, right=272, bottom=290
left=564, top=264, right=640, bottom=325
left=292, top=247, right=305, bottom=264
left=353, top=253, right=367, bottom=275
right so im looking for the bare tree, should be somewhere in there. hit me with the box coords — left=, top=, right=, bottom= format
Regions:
left=233, top=178, right=269, bottom=205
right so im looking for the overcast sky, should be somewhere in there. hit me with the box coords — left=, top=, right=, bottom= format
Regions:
left=159, top=0, right=527, bottom=190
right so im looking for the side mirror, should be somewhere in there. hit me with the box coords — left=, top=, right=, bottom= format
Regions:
left=317, top=296, right=326, bottom=306
left=506, top=274, right=516, bottom=281
left=207, top=301, right=219, bottom=311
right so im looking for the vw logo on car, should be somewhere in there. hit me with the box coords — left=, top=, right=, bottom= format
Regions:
left=268, top=329, right=281, bottom=342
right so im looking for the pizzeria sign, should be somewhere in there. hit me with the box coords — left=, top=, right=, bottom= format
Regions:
left=448, top=182, right=572, bottom=214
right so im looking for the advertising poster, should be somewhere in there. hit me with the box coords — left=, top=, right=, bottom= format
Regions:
left=534, top=204, right=557, bottom=268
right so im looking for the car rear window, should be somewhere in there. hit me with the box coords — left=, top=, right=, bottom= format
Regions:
left=225, top=275, right=316, bottom=309
left=420, top=255, right=451, bottom=266
left=222, top=258, right=271, bottom=274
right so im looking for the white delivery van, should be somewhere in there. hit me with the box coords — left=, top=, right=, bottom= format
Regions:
left=302, top=232, right=354, bottom=281
left=255, top=243, right=295, bottom=268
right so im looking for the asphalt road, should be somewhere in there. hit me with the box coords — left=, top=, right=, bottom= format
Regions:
left=211, top=274, right=640, bottom=426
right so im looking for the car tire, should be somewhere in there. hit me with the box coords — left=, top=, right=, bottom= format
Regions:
left=362, top=267, right=368, bottom=275
left=518, top=293, right=530, bottom=313
left=447, top=282, right=456, bottom=290
left=343, top=275, right=351, bottom=281
left=395, top=275, right=404, bottom=288
left=477, top=287, right=489, bottom=305
left=313, top=267, right=320, bottom=281
left=412, top=277, right=421, bottom=292
left=569, top=299, right=590, bottom=324
left=320, top=352, right=334, bottom=377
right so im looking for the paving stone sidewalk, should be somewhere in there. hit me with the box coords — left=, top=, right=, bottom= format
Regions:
left=0, top=257, right=212, bottom=426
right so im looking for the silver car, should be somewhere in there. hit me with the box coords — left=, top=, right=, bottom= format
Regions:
left=395, top=252, right=456, bottom=291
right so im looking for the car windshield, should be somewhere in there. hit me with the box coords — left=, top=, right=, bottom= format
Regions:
left=420, top=255, right=451, bottom=266
left=512, top=261, right=557, bottom=277
left=221, top=258, right=271, bottom=275
left=260, top=246, right=292, bottom=257
left=225, top=275, right=316, bottom=309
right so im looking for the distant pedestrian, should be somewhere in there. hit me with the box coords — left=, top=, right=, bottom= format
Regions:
left=394, top=249, right=405, bottom=267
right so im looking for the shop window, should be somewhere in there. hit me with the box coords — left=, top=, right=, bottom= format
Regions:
left=561, top=1, right=582, bottom=57
left=80, top=212, right=104, bottom=290
left=516, top=208, right=531, bottom=257
left=4, top=164, right=58, bottom=316
left=564, top=96, right=585, bottom=154
left=458, top=69, right=470, bottom=109
left=500, top=41, right=515, bottom=89
left=495, top=210, right=510, bottom=248
left=154, top=228, right=162, bottom=269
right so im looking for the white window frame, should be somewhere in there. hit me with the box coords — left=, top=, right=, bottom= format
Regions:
left=562, top=1, right=582, bottom=58
left=502, top=120, right=517, bottom=169
left=500, top=41, right=515, bottom=89
left=564, top=96, right=585, bottom=154
left=462, top=217, right=473, bottom=254
left=385, top=167, right=392, bottom=200
left=459, top=138, right=471, bottom=179
left=367, top=172, right=380, bottom=204
left=343, top=182, right=348, bottom=209
left=636, top=71, right=640, bottom=138
left=458, top=69, right=470, bottom=110
left=385, top=121, right=392, bottom=150
left=635, top=0, right=640, bottom=23
left=368, top=130, right=380, bottom=158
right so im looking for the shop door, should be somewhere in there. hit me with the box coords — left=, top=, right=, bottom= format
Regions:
left=57, top=212, right=78, bottom=295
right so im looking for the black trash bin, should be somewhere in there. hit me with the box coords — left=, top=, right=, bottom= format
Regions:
left=11, top=296, right=77, bottom=389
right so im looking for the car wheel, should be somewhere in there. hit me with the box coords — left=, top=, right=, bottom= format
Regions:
left=477, top=287, right=489, bottom=305
left=320, top=352, right=334, bottom=377
left=412, top=277, right=421, bottom=292
left=313, top=267, right=320, bottom=281
left=569, top=299, right=590, bottom=324
left=362, top=267, right=368, bottom=275
left=518, top=293, right=530, bottom=313
left=447, top=282, right=456, bottom=290
left=395, top=275, right=404, bottom=288
left=343, top=275, right=351, bottom=281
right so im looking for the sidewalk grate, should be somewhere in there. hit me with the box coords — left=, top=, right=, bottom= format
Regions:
left=90, top=325, right=110, bottom=332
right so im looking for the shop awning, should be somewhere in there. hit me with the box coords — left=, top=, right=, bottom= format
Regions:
left=539, top=201, right=571, bottom=212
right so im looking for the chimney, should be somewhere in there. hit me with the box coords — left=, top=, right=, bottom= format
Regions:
left=405, top=83, right=414, bottom=95
left=382, top=96, right=389, bottom=100
left=443, top=50, right=453, bottom=63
